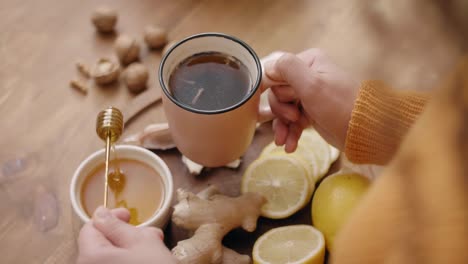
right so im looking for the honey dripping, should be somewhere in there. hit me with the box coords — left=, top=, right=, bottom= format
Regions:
left=108, top=146, right=140, bottom=225
left=96, top=107, right=140, bottom=225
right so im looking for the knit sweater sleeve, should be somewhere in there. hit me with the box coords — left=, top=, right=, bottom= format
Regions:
left=344, top=81, right=429, bottom=165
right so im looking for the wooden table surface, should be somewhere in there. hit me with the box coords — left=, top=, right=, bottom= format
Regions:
left=1, top=0, right=467, bottom=263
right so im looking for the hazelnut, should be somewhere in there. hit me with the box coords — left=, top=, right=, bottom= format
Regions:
left=91, top=6, right=118, bottom=33
left=92, top=58, right=120, bottom=85
left=124, top=63, right=149, bottom=93
left=115, top=35, right=140, bottom=65
left=144, top=25, right=168, bottom=49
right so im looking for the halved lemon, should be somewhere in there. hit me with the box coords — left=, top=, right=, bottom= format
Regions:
left=242, top=156, right=310, bottom=219
left=253, top=225, right=325, bottom=264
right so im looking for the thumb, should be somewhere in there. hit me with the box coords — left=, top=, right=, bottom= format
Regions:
left=111, top=207, right=131, bottom=223
left=264, top=53, right=315, bottom=96
left=260, top=51, right=286, bottom=91
left=92, top=206, right=138, bottom=248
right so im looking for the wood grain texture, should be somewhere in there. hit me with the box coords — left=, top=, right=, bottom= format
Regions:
left=0, top=0, right=467, bottom=263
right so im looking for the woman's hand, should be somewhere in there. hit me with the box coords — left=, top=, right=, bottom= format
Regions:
left=77, top=207, right=176, bottom=264
left=262, top=49, right=360, bottom=151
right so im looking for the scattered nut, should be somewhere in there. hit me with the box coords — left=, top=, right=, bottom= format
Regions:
left=124, top=62, right=149, bottom=93
left=76, top=61, right=91, bottom=78
left=162, top=40, right=177, bottom=56
left=92, top=58, right=120, bottom=85
left=70, top=80, right=88, bottom=94
left=144, top=25, right=168, bottom=49
left=115, top=35, right=140, bottom=65
left=91, top=6, right=118, bottom=33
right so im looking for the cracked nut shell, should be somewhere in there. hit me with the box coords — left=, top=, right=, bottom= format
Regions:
left=92, top=58, right=120, bottom=85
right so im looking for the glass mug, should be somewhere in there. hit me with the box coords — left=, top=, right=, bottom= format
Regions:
left=159, top=32, right=271, bottom=167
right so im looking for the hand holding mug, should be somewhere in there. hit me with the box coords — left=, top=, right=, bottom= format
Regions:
left=262, top=49, right=360, bottom=152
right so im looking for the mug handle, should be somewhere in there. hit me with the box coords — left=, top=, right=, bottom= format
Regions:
left=257, top=90, right=275, bottom=123
left=257, top=52, right=286, bottom=124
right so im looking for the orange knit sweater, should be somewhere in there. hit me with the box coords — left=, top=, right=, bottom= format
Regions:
left=345, top=80, right=429, bottom=165
left=334, top=60, right=468, bottom=264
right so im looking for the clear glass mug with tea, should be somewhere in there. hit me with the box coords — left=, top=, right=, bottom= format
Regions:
left=159, top=33, right=271, bottom=167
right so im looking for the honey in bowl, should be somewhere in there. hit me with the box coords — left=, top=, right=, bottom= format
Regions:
left=80, top=158, right=165, bottom=225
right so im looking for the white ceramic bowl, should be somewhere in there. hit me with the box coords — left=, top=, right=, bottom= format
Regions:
left=70, top=145, right=173, bottom=228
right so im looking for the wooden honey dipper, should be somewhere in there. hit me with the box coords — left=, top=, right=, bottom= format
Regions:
left=96, top=106, right=124, bottom=208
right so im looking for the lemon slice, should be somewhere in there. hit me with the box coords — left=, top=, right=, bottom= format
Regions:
left=302, top=129, right=331, bottom=179
left=269, top=152, right=315, bottom=183
left=267, top=152, right=316, bottom=200
left=260, top=140, right=320, bottom=182
left=253, top=225, right=325, bottom=264
left=242, top=156, right=310, bottom=219
left=329, top=145, right=340, bottom=163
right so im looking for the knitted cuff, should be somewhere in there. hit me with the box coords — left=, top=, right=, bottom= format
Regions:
left=344, top=80, right=429, bottom=165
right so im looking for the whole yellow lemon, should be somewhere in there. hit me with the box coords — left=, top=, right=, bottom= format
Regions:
left=311, top=172, right=370, bottom=251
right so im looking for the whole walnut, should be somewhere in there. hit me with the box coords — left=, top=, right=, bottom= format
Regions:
left=124, top=63, right=149, bottom=93
left=115, top=35, right=140, bottom=65
left=91, top=7, right=118, bottom=33
left=144, top=25, right=168, bottom=49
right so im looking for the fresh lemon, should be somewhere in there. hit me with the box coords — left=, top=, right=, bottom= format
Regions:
left=253, top=225, right=325, bottom=264
left=242, top=156, right=310, bottom=219
left=311, top=172, right=370, bottom=251
left=301, top=129, right=331, bottom=179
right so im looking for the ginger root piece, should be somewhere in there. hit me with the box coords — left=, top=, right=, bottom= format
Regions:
left=181, top=156, right=204, bottom=175
left=225, top=159, right=241, bottom=169
left=222, top=247, right=250, bottom=264
left=172, top=186, right=266, bottom=264
left=182, top=156, right=242, bottom=175
left=123, top=122, right=175, bottom=150
left=195, top=185, right=221, bottom=200
left=172, top=224, right=225, bottom=264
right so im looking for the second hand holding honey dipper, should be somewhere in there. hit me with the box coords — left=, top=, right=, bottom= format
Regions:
left=96, top=106, right=124, bottom=208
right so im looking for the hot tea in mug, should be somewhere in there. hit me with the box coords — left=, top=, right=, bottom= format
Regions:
left=159, top=33, right=270, bottom=167
left=169, top=52, right=251, bottom=111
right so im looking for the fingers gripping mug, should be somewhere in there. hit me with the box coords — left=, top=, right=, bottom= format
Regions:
left=159, top=33, right=270, bottom=167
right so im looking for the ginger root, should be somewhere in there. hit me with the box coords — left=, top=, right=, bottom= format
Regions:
left=172, top=186, right=266, bottom=264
